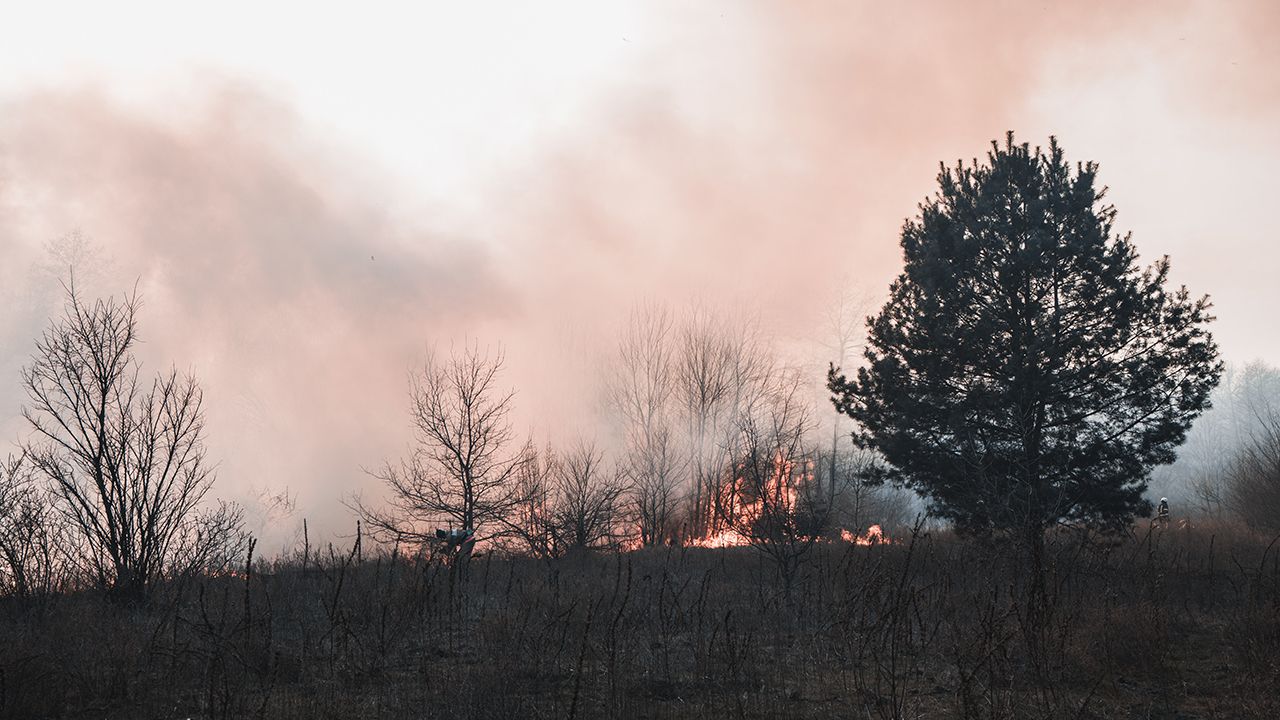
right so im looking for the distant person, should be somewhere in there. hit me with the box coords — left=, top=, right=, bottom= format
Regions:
left=436, top=527, right=477, bottom=567
left=1155, top=497, right=1170, bottom=526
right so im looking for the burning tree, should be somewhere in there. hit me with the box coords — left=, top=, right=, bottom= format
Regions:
left=711, top=370, right=831, bottom=587
left=829, top=134, right=1221, bottom=569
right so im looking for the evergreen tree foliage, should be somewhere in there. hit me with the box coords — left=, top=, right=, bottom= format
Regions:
left=829, top=134, right=1222, bottom=536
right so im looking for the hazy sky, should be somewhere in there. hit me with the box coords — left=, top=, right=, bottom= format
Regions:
left=1, top=1, right=1276, bottom=544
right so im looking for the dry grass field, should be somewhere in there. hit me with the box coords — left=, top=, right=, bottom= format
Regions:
left=1, top=522, right=1275, bottom=720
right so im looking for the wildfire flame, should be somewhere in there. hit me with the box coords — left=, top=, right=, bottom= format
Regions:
left=686, top=523, right=889, bottom=549
left=625, top=448, right=894, bottom=551
left=688, top=528, right=752, bottom=548
left=841, top=524, right=886, bottom=546
left=685, top=450, right=800, bottom=548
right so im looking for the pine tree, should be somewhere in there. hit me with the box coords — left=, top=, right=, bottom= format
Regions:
left=829, top=134, right=1221, bottom=542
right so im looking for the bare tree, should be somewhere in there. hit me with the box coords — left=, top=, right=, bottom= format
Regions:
left=358, top=344, right=529, bottom=549
left=550, top=441, right=627, bottom=551
left=609, top=305, right=686, bottom=546
left=676, top=308, right=730, bottom=537
left=627, top=425, right=684, bottom=547
left=816, top=285, right=874, bottom=511
left=21, top=283, right=243, bottom=600
left=611, top=305, right=677, bottom=440
left=509, top=441, right=628, bottom=556
left=675, top=307, right=770, bottom=538
left=510, top=443, right=561, bottom=559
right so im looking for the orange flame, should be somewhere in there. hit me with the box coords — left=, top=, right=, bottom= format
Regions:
left=624, top=448, right=895, bottom=551
left=689, top=527, right=752, bottom=548
left=686, top=449, right=802, bottom=548
left=840, top=524, right=886, bottom=546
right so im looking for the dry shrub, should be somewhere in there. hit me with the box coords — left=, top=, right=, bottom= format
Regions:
left=1227, top=416, right=1280, bottom=533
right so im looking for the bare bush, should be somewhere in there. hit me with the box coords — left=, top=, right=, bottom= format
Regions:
left=1226, top=413, right=1280, bottom=531
left=509, top=442, right=628, bottom=556
left=510, top=443, right=564, bottom=558
left=723, top=370, right=827, bottom=586
left=0, top=453, right=63, bottom=598
left=550, top=442, right=627, bottom=551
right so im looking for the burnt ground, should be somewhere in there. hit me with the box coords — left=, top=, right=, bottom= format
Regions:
left=0, top=524, right=1276, bottom=719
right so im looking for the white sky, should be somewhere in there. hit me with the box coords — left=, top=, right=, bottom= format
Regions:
left=0, top=2, right=657, bottom=208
